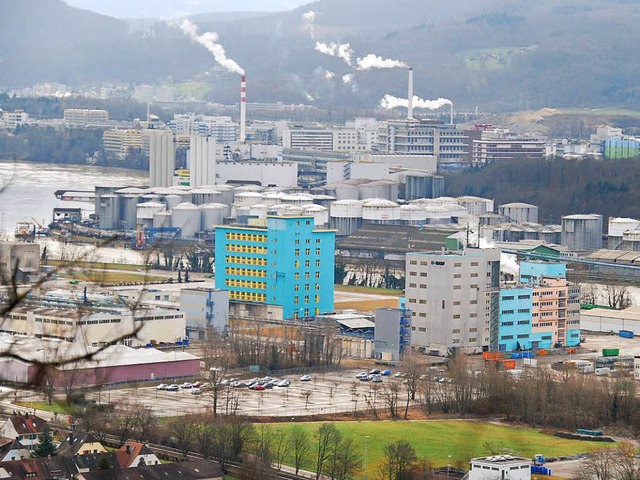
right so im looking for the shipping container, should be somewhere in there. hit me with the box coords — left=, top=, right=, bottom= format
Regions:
left=483, top=352, right=503, bottom=360
left=603, top=348, right=620, bottom=357
left=537, top=349, right=548, bottom=356
left=619, top=330, right=634, bottom=339
left=576, top=429, right=603, bottom=437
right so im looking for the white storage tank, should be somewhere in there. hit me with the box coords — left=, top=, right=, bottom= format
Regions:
left=153, top=211, right=172, bottom=228
left=234, top=191, right=264, bottom=207
left=312, top=194, right=337, bottom=208
left=199, top=203, right=227, bottom=231
left=136, top=201, right=165, bottom=229
left=561, top=214, right=603, bottom=250
left=212, top=184, right=234, bottom=206
left=498, top=202, right=539, bottom=224
left=250, top=204, right=269, bottom=219
left=302, top=204, right=329, bottom=226
left=329, top=199, right=364, bottom=236
left=191, top=187, right=221, bottom=206
left=358, top=180, right=399, bottom=202
left=622, top=231, right=640, bottom=251
left=281, top=193, right=314, bottom=206
left=457, top=196, right=494, bottom=216
left=424, top=205, right=452, bottom=225
left=120, top=194, right=140, bottom=230
left=263, top=191, right=287, bottom=206
left=400, top=204, right=427, bottom=226
left=333, top=182, right=360, bottom=201
left=164, top=194, right=183, bottom=211
left=97, top=194, right=120, bottom=230
left=172, top=202, right=200, bottom=238
left=540, top=227, right=561, bottom=245
left=362, top=199, right=400, bottom=224
left=608, top=217, right=640, bottom=249
left=115, top=187, right=146, bottom=195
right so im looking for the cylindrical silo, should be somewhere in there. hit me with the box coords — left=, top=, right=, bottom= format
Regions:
left=250, top=204, right=269, bottom=219
left=457, top=196, right=494, bottom=217
left=136, top=201, right=165, bottom=229
left=191, top=187, right=221, bottom=206
left=312, top=194, right=337, bottom=208
left=234, top=191, right=264, bottom=207
left=153, top=211, right=172, bottom=228
left=172, top=202, right=200, bottom=238
left=164, top=194, right=182, bottom=211
left=479, top=213, right=506, bottom=226
left=263, top=192, right=287, bottom=206
left=608, top=217, right=640, bottom=249
left=362, top=199, right=401, bottom=224
left=329, top=199, right=364, bottom=236
left=561, top=214, right=603, bottom=250
left=97, top=194, right=120, bottom=230
left=302, top=204, right=329, bottom=227
left=498, top=202, right=539, bottom=224
left=281, top=193, right=314, bottom=206
left=119, top=194, right=140, bottom=230
left=213, top=184, right=234, bottom=206
left=333, top=183, right=360, bottom=201
left=424, top=205, right=452, bottom=225
left=400, top=204, right=427, bottom=226
left=199, top=203, right=227, bottom=231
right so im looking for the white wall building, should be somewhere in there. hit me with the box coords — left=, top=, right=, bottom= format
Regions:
left=326, top=162, right=389, bottom=184
left=1, top=110, right=29, bottom=129
left=179, top=288, right=229, bottom=339
left=190, top=135, right=217, bottom=187
left=469, top=456, right=531, bottom=480
left=217, top=161, right=298, bottom=187
left=405, top=249, right=501, bottom=354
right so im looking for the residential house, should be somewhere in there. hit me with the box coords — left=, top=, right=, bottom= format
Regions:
left=0, top=414, right=48, bottom=451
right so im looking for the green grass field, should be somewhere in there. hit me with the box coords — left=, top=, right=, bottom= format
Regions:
left=270, top=420, right=611, bottom=474
left=335, top=285, right=402, bottom=296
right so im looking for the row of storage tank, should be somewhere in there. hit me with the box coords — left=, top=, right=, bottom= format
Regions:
left=95, top=185, right=540, bottom=239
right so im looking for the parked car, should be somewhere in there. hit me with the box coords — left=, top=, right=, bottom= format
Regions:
left=369, top=368, right=381, bottom=375
left=191, top=388, right=202, bottom=395
left=180, top=382, right=193, bottom=389
left=252, top=384, right=267, bottom=391
left=371, top=375, right=383, bottom=383
left=381, top=369, right=392, bottom=376
left=155, top=383, right=168, bottom=391
left=277, top=379, right=290, bottom=387
left=300, top=374, right=312, bottom=382
left=192, top=381, right=203, bottom=388
left=394, top=372, right=404, bottom=378
left=166, top=384, right=180, bottom=391
left=356, top=372, right=369, bottom=380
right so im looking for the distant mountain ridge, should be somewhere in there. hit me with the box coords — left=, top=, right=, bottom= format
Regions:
left=1, top=0, right=640, bottom=112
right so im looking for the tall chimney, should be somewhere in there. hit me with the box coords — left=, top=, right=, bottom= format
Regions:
left=240, top=74, right=247, bottom=143
left=407, top=67, right=414, bottom=120
left=450, top=102, right=454, bottom=125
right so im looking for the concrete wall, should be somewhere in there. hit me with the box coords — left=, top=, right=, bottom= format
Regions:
left=217, top=161, right=298, bottom=187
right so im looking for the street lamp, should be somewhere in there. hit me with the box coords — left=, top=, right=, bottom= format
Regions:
left=447, top=454, right=452, bottom=480
left=364, top=435, right=370, bottom=480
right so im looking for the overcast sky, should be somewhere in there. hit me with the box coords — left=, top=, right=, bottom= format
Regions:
left=65, top=0, right=310, bottom=18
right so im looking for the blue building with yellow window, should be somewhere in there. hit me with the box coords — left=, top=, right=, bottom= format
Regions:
left=215, top=216, right=335, bottom=320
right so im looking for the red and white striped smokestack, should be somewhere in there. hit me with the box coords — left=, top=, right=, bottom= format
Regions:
left=407, top=67, right=414, bottom=120
left=240, top=74, right=247, bottom=143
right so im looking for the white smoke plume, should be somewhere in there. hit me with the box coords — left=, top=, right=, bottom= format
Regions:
left=314, top=41, right=354, bottom=66
left=356, top=53, right=408, bottom=70
left=302, top=11, right=316, bottom=38
left=380, top=94, right=452, bottom=110
left=177, top=19, right=244, bottom=75
left=342, top=73, right=355, bottom=84
left=475, top=235, right=520, bottom=278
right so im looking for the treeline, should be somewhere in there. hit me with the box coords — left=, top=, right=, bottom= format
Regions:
left=0, top=126, right=103, bottom=165
left=445, top=157, right=640, bottom=223
left=0, top=94, right=168, bottom=122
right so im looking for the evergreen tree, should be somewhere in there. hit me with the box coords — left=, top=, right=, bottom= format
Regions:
left=33, top=424, right=56, bottom=458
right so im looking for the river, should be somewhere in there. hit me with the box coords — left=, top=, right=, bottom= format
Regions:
left=0, top=160, right=148, bottom=234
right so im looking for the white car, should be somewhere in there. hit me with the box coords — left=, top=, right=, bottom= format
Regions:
left=300, top=374, right=312, bottom=382
left=191, top=388, right=202, bottom=395
left=180, top=382, right=193, bottom=389
left=277, top=379, right=290, bottom=387
left=155, top=383, right=168, bottom=390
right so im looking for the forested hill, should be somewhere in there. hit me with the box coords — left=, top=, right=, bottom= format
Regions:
left=445, top=158, right=640, bottom=224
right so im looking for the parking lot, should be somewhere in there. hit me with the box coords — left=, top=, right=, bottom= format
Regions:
left=89, top=368, right=411, bottom=418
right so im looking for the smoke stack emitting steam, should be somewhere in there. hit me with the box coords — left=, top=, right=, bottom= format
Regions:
left=407, top=68, right=414, bottom=120
left=240, top=75, right=247, bottom=143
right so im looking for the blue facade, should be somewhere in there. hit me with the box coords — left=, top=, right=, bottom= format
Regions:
left=566, top=329, right=581, bottom=347
left=498, top=287, right=534, bottom=352
left=528, top=331, right=554, bottom=350
left=215, top=216, right=335, bottom=320
left=519, top=261, right=566, bottom=285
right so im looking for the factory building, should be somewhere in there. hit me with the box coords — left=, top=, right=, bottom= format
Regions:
left=498, top=202, right=539, bottom=224
left=179, top=288, right=229, bottom=340
left=405, top=249, right=501, bottom=354
left=471, top=129, right=546, bottom=166
left=215, top=216, right=335, bottom=320
left=404, top=173, right=445, bottom=200
left=496, top=261, right=580, bottom=352
left=468, top=456, right=531, bottom=480
left=374, top=308, right=411, bottom=362
left=376, top=119, right=472, bottom=167
left=0, top=242, right=40, bottom=284
left=561, top=214, right=603, bottom=250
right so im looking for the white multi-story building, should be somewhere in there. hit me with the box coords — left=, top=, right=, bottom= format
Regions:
left=170, top=114, right=238, bottom=143
left=405, top=248, right=501, bottom=354
left=103, top=129, right=142, bottom=159
left=1, top=110, right=29, bottom=129
left=189, top=134, right=217, bottom=187
left=283, top=119, right=375, bottom=153
left=63, top=109, right=109, bottom=126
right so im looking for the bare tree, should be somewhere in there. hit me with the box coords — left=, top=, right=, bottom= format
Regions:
left=381, top=379, right=402, bottom=419
left=315, top=423, right=340, bottom=480
left=605, top=284, right=633, bottom=310
left=131, top=403, right=157, bottom=442
left=301, top=389, right=313, bottom=410
left=290, top=425, right=311, bottom=475
left=272, top=429, right=288, bottom=470
left=614, top=441, right=640, bottom=480
left=168, top=415, right=197, bottom=458
left=380, top=440, right=417, bottom=480
left=576, top=447, right=616, bottom=480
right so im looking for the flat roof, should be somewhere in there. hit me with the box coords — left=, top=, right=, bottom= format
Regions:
left=336, top=318, right=375, bottom=329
